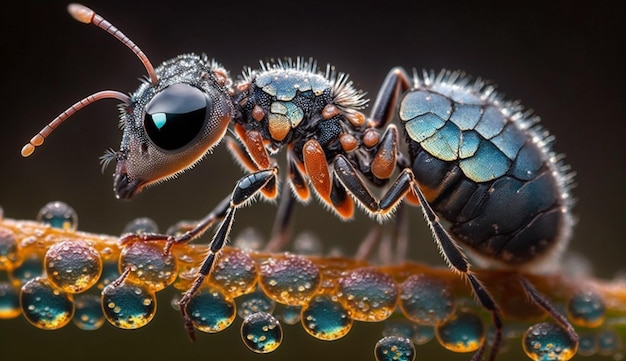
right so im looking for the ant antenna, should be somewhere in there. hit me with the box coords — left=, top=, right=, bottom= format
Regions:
left=68, top=3, right=158, bottom=85
left=21, top=91, right=131, bottom=157
left=21, top=4, right=159, bottom=158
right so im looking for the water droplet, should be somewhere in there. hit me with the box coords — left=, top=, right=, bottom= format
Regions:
left=336, top=267, right=398, bottom=322
left=258, top=254, right=320, bottom=305
left=210, top=247, right=257, bottom=297
left=301, top=294, right=352, bottom=340
left=292, top=231, right=323, bottom=256
left=122, top=217, right=159, bottom=234
left=72, top=293, right=104, bottom=330
left=399, top=273, right=455, bottom=325
left=0, top=227, right=20, bottom=270
left=522, top=322, right=578, bottom=361
left=101, top=280, right=156, bottom=329
left=37, top=201, right=78, bottom=231
left=45, top=240, right=102, bottom=293
left=10, top=251, right=43, bottom=284
left=567, top=290, right=606, bottom=328
left=237, top=288, right=275, bottom=319
left=576, top=332, right=598, bottom=356
left=185, top=285, right=236, bottom=333
left=241, top=312, right=283, bottom=353
left=232, top=227, right=265, bottom=251
left=119, top=241, right=177, bottom=291
left=276, top=304, right=301, bottom=325
left=20, top=277, right=74, bottom=329
left=597, top=328, right=621, bottom=357
left=374, top=335, right=416, bottom=361
left=436, top=311, right=485, bottom=353
left=0, top=281, right=21, bottom=319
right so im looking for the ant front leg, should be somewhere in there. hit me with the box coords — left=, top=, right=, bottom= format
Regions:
left=227, top=126, right=303, bottom=252
left=119, top=195, right=232, bottom=254
left=119, top=167, right=278, bottom=340
left=178, top=167, right=279, bottom=340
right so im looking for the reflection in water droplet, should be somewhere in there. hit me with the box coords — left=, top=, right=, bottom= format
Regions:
left=0, top=281, right=21, bottom=319
left=399, top=273, right=455, bottom=325
left=566, top=290, right=606, bottom=328
left=522, top=322, right=578, bottom=361
left=73, top=293, right=105, bottom=330
left=122, top=217, right=159, bottom=235
left=101, top=280, right=156, bottom=329
left=20, top=277, right=74, bottom=329
left=301, top=294, right=352, bottom=341
left=45, top=240, right=102, bottom=293
left=186, top=285, right=236, bottom=333
left=436, top=311, right=484, bottom=353
left=37, top=201, right=78, bottom=231
left=374, top=335, right=416, bottom=361
left=241, top=312, right=283, bottom=353
left=336, top=267, right=398, bottom=322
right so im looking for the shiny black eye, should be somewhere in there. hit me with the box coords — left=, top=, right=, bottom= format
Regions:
left=144, top=83, right=211, bottom=151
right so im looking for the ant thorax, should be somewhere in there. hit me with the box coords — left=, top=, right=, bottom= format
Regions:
left=232, top=59, right=368, bottom=155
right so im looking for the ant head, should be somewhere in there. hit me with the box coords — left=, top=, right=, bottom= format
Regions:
left=113, top=54, right=233, bottom=199
left=22, top=4, right=234, bottom=199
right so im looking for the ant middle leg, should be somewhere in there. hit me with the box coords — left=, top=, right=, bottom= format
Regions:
left=333, top=156, right=503, bottom=361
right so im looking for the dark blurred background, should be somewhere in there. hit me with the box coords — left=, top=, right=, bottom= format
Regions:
left=1, top=1, right=623, bottom=360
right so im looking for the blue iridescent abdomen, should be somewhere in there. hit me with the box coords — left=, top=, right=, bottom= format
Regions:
left=399, top=71, right=573, bottom=266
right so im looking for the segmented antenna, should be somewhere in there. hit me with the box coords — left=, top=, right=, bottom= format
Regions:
left=21, top=3, right=159, bottom=157
left=21, top=91, right=131, bottom=157
left=67, top=3, right=158, bottom=84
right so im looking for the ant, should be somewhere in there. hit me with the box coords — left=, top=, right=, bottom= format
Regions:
left=22, top=4, right=578, bottom=360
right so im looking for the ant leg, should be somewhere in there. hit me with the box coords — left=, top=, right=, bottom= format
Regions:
left=355, top=225, right=383, bottom=261
left=332, top=155, right=379, bottom=213
left=333, top=155, right=415, bottom=219
left=231, top=133, right=307, bottom=253
left=176, top=168, right=278, bottom=341
left=119, top=195, right=232, bottom=255
left=392, top=202, right=409, bottom=264
left=303, top=139, right=354, bottom=219
left=519, top=275, right=579, bottom=343
left=333, top=157, right=502, bottom=360
left=124, top=129, right=281, bottom=254
left=333, top=158, right=470, bottom=270
left=265, top=185, right=297, bottom=252
left=227, top=127, right=277, bottom=198
left=353, top=204, right=405, bottom=264
left=332, top=122, right=402, bottom=215
left=265, top=145, right=316, bottom=252
left=368, top=67, right=412, bottom=128
left=410, top=180, right=502, bottom=361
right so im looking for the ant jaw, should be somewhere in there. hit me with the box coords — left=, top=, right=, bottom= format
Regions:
left=113, top=162, right=144, bottom=200
left=114, top=172, right=144, bottom=200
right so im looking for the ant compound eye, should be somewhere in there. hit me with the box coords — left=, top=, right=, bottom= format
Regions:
left=144, top=83, right=211, bottom=151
